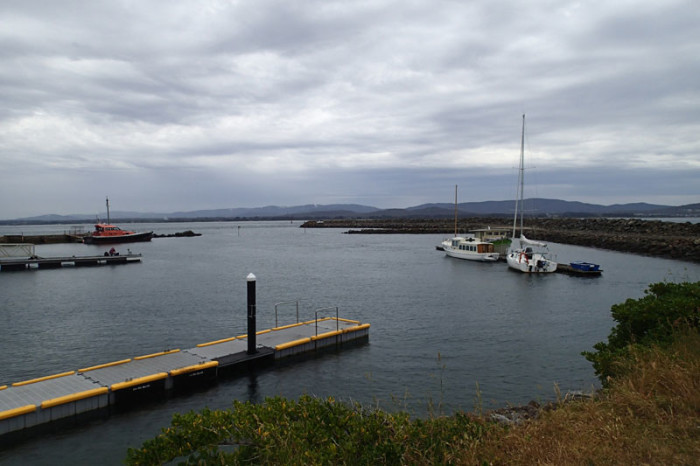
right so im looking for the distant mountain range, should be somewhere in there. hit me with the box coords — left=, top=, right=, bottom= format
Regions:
left=2, top=199, right=698, bottom=225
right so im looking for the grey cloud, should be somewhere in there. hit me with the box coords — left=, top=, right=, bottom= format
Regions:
left=0, top=0, right=698, bottom=218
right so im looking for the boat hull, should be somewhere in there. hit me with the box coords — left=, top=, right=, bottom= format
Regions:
left=83, top=231, right=153, bottom=244
left=570, top=261, right=600, bottom=272
left=443, top=247, right=499, bottom=262
left=506, top=250, right=557, bottom=273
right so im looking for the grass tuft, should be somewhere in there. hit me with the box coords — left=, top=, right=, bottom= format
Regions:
left=473, top=329, right=700, bottom=465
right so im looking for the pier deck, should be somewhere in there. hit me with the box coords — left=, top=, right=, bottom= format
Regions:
left=0, top=253, right=142, bottom=271
left=0, top=317, right=369, bottom=439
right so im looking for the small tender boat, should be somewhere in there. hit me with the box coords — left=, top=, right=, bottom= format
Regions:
left=569, top=261, right=600, bottom=272
left=83, top=197, right=153, bottom=244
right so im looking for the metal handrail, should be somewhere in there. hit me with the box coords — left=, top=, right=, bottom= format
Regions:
left=274, top=300, right=301, bottom=327
left=314, top=307, right=339, bottom=337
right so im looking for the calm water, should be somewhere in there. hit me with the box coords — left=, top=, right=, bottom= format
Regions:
left=1, top=221, right=699, bottom=464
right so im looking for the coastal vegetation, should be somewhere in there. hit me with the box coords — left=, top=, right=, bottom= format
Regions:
left=126, top=281, right=699, bottom=465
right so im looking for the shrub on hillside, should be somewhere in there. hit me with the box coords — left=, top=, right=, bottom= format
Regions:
left=125, top=395, right=492, bottom=465
left=583, top=281, right=700, bottom=384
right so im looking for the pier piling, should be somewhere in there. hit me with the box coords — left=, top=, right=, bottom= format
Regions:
left=247, top=273, right=257, bottom=355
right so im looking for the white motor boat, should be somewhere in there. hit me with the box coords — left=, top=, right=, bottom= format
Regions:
left=442, top=235, right=500, bottom=262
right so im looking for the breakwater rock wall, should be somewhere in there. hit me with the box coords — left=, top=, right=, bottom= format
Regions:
left=301, top=218, right=700, bottom=263
left=0, top=234, right=84, bottom=244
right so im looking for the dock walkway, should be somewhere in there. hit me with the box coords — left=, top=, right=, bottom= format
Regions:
left=0, top=253, right=142, bottom=271
left=0, top=317, right=370, bottom=439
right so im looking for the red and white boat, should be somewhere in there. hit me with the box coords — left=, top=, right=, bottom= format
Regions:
left=83, top=223, right=153, bottom=244
left=83, top=198, right=153, bottom=244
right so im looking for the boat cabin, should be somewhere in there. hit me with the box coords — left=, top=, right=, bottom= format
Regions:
left=471, top=227, right=514, bottom=242
left=450, top=237, right=496, bottom=254
left=93, top=224, right=134, bottom=236
left=472, top=227, right=538, bottom=242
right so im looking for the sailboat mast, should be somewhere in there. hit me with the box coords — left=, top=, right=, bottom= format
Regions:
left=512, top=114, right=525, bottom=238
left=454, top=185, right=458, bottom=236
left=106, top=197, right=110, bottom=224
left=519, top=114, right=525, bottom=235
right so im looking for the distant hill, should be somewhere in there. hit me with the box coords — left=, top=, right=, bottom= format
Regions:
left=2, top=200, right=698, bottom=224
left=165, top=204, right=381, bottom=219
left=409, top=199, right=674, bottom=217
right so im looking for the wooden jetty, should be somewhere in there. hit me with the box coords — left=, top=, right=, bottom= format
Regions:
left=0, top=275, right=370, bottom=440
left=0, top=253, right=142, bottom=271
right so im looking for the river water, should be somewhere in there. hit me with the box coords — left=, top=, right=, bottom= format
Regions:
left=1, top=221, right=699, bottom=464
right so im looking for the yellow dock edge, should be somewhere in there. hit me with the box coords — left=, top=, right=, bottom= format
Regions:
left=0, top=385, right=6, bottom=391
left=133, top=349, right=180, bottom=360
left=333, top=317, right=361, bottom=324
left=12, top=371, right=76, bottom=387
left=169, top=360, right=219, bottom=376
left=111, top=372, right=168, bottom=391
left=275, top=337, right=311, bottom=351
left=311, top=329, right=343, bottom=341
left=196, top=337, right=237, bottom=348
left=41, top=387, right=109, bottom=409
left=272, top=322, right=306, bottom=331
left=303, top=317, right=332, bottom=325
left=0, top=404, right=37, bottom=421
left=344, top=323, right=370, bottom=333
left=79, top=359, right=132, bottom=373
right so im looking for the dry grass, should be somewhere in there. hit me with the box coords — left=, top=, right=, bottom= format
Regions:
left=456, top=330, right=700, bottom=465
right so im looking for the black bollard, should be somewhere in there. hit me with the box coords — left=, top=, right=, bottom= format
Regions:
left=247, top=273, right=257, bottom=354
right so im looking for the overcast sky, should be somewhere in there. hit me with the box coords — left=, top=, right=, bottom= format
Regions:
left=1, top=0, right=698, bottom=219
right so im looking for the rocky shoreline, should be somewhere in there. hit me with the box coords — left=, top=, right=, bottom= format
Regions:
left=301, top=217, right=700, bottom=263
left=152, top=230, right=202, bottom=238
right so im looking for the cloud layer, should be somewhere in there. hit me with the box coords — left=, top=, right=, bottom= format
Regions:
left=1, top=0, right=698, bottom=218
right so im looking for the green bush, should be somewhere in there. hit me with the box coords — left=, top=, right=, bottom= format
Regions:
left=583, top=281, right=700, bottom=384
left=125, top=395, right=491, bottom=465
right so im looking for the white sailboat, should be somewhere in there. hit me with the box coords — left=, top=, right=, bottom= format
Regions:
left=441, top=185, right=500, bottom=262
left=506, top=115, right=557, bottom=273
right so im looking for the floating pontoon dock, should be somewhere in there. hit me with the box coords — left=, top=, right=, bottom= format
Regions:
left=0, top=243, right=142, bottom=271
left=0, top=317, right=369, bottom=439
left=0, top=275, right=370, bottom=441
left=0, top=254, right=142, bottom=271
